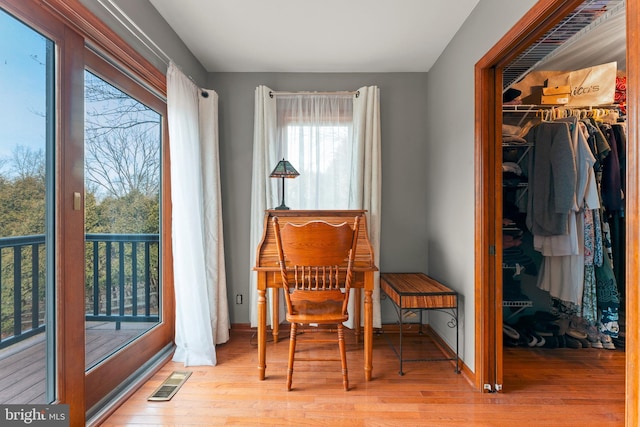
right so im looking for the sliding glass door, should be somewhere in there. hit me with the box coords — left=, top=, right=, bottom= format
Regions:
left=0, top=8, right=56, bottom=404
left=82, top=49, right=170, bottom=415
left=0, top=1, right=173, bottom=422
left=83, top=57, right=162, bottom=370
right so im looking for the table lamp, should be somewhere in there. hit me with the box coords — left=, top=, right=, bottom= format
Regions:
left=270, top=158, right=299, bottom=210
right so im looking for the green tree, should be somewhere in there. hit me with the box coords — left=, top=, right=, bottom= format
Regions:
left=0, top=146, right=46, bottom=237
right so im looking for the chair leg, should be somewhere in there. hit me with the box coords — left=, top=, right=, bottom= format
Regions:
left=337, top=324, right=349, bottom=391
left=287, top=323, right=297, bottom=391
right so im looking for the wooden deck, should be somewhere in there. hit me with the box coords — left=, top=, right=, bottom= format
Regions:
left=0, top=322, right=152, bottom=404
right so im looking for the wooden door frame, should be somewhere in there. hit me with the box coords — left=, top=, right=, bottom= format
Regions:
left=475, top=0, right=638, bottom=425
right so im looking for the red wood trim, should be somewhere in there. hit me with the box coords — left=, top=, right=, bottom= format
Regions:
left=57, top=25, right=88, bottom=427
left=625, top=3, right=639, bottom=425
left=475, top=8, right=636, bottom=427
left=39, top=0, right=166, bottom=97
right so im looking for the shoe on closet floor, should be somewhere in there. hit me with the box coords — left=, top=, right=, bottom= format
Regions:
left=520, top=329, right=539, bottom=347
left=564, top=335, right=582, bottom=349
left=568, top=316, right=589, bottom=339
left=556, top=334, right=566, bottom=348
left=587, top=325, right=603, bottom=349
left=553, top=318, right=570, bottom=336
left=612, top=336, right=625, bottom=349
left=566, top=318, right=588, bottom=340
left=541, top=335, right=558, bottom=349
left=576, top=336, right=591, bottom=348
left=503, top=324, right=521, bottom=347
left=599, top=333, right=616, bottom=350
left=527, top=330, right=546, bottom=347
left=503, top=324, right=520, bottom=340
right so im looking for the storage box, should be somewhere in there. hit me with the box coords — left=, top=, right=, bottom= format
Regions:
left=546, top=62, right=617, bottom=106
left=542, top=85, right=571, bottom=96
left=541, top=94, right=569, bottom=105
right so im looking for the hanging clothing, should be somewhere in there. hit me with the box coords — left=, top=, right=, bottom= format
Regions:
left=598, top=121, right=626, bottom=306
left=532, top=117, right=600, bottom=307
left=525, top=121, right=577, bottom=236
left=533, top=119, right=600, bottom=256
left=599, top=123, right=623, bottom=212
left=581, top=119, right=610, bottom=172
left=595, top=246, right=620, bottom=338
left=537, top=213, right=585, bottom=305
left=582, top=209, right=598, bottom=324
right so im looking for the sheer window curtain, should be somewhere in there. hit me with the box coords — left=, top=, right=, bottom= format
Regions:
left=249, top=85, right=381, bottom=328
left=167, top=62, right=230, bottom=366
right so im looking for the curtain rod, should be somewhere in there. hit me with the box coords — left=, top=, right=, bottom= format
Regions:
left=269, top=90, right=359, bottom=98
left=97, top=0, right=171, bottom=67
left=96, top=0, right=211, bottom=97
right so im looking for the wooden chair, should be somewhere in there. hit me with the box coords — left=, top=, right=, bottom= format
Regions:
left=272, top=216, right=360, bottom=391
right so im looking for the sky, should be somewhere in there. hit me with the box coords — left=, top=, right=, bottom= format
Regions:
left=0, top=8, right=161, bottom=199
left=0, top=9, right=48, bottom=161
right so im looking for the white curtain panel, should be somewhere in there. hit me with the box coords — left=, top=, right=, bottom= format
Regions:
left=350, top=85, right=382, bottom=328
left=249, top=86, right=280, bottom=327
left=167, top=62, right=229, bottom=366
left=198, top=85, right=231, bottom=346
left=249, top=85, right=382, bottom=328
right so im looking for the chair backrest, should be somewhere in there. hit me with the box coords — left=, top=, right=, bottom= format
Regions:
left=272, top=217, right=360, bottom=316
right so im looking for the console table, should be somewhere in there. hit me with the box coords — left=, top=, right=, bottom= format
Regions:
left=380, top=272, right=459, bottom=375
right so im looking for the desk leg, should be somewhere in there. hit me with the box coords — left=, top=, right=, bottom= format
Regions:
left=354, top=288, right=361, bottom=344
left=364, top=288, right=373, bottom=381
left=271, top=287, right=280, bottom=343
left=258, top=287, right=266, bottom=380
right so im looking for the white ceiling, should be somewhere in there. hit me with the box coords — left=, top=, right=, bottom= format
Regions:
left=148, top=0, right=480, bottom=73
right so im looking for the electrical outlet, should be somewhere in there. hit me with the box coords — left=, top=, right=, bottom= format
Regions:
left=235, top=294, right=243, bottom=304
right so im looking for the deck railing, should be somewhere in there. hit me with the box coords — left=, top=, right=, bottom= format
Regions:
left=0, top=233, right=160, bottom=349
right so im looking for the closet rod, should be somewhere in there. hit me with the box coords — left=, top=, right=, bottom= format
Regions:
left=502, top=104, right=621, bottom=112
left=269, top=90, right=359, bottom=98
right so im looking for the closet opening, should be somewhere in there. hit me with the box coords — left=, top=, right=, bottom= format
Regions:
left=475, top=0, right=638, bottom=424
left=500, top=0, right=626, bottom=356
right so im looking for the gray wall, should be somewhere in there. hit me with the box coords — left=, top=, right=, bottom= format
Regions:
left=79, top=0, right=432, bottom=327
left=80, top=0, right=542, bottom=372
left=208, top=72, right=430, bottom=325
left=425, top=0, right=537, bottom=370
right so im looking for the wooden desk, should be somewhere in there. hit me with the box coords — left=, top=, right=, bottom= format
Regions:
left=254, top=210, right=377, bottom=381
left=380, top=273, right=459, bottom=375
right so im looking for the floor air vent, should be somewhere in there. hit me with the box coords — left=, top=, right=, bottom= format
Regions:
left=147, top=371, right=192, bottom=401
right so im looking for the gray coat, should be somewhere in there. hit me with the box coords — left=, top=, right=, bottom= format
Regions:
left=526, top=121, right=577, bottom=236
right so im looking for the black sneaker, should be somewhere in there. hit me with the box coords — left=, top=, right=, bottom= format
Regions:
left=564, top=335, right=582, bottom=349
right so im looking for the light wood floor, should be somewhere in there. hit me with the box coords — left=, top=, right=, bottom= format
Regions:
left=100, top=328, right=625, bottom=426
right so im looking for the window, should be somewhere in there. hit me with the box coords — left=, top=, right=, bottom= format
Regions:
left=275, top=93, right=355, bottom=209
